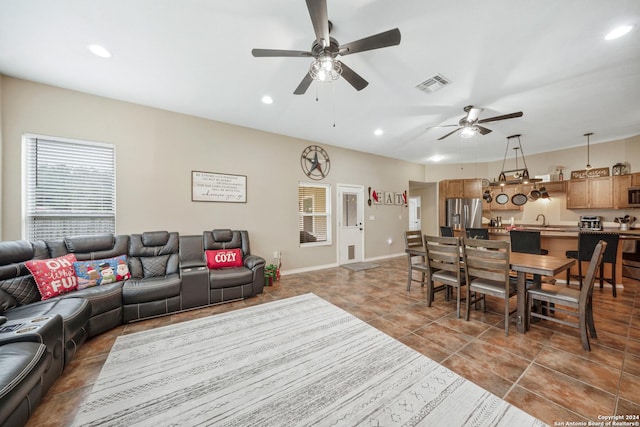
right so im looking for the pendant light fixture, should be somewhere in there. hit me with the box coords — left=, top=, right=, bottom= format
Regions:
left=584, top=132, right=593, bottom=170
left=492, top=134, right=542, bottom=186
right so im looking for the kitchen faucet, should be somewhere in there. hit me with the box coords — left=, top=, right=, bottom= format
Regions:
left=536, top=214, right=547, bottom=227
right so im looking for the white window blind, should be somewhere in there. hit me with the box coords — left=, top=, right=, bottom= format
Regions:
left=24, top=135, right=116, bottom=240
left=298, top=182, right=331, bottom=245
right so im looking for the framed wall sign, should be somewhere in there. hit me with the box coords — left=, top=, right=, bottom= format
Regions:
left=192, top=171, right=247, bottom=203
left=570, top=167, right=609, bottom=179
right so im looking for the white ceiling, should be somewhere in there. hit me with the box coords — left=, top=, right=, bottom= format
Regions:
left=1, top=0, right=639, bottom=165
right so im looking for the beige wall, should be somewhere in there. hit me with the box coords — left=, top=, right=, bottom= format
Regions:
left=0, top=76, right=425, bottom=272
left=2, top=76, right=639, bottom=271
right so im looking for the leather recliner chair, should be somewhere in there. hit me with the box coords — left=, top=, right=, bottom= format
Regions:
left=202, top=229, right=265, bottom=303
left=122, top=231, right=181, bottom=322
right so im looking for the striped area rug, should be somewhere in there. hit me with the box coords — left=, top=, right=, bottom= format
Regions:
left=73, top=294, right=545, bottom=426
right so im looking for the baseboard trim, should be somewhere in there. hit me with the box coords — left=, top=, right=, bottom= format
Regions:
left=280, top=253, right=405, bottom=276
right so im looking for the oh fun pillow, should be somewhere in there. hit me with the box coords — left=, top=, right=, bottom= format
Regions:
left=25, top=254, right=79, bottom=300
left=206, top=249, right=243, bottom=269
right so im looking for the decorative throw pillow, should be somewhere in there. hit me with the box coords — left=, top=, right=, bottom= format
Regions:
left=206, top=249, right=243, bottom=269
left=73, top=255, right=131, bottom=290
left=25, top=254, right=78, bottom=300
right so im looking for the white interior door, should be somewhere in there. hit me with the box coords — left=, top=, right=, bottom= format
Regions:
left=337, top=184, right=364, bottom=264
left=408, top=196, right=421, bottom=231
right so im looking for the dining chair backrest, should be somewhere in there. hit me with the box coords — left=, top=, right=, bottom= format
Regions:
left=424, top=235, right=462, bottom=277
left=440, top=226, right=454, bottom=237
left=510, top=230, right=543, bottom=254
left=462, top=238, right=510, bottom=284
left=465, top=228, right=489, bottom=240
left=580, top=240, right=607, bottom=306
left=405, top=230, right=423, bottom=251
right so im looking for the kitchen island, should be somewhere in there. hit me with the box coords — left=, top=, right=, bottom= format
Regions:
left=484, top=226, right=640, bottom=288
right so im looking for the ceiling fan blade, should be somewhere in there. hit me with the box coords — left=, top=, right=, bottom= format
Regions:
left=340, top=62, right=368, bottom=91
left=252, top=49, right=313, bottom=58
left=339, top=28, right=401, bottom=55
left=306, top=0, right=330, bottom=48
left=293, top=73, right=314, bottom=95
left=477, top=111, right=523, bottom=124
left=426, top=124, right=458, bottom=130
left=475, top=125, right=492, bottom=135
left=466, top=107, right=483, bottom=123
left=437, top=127, right=462, bottom=140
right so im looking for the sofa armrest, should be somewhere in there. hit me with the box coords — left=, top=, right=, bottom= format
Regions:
left=244, top=255, right=265, bottom=270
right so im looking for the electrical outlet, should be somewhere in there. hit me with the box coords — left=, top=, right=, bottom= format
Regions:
left=273, top=251, right=279, bottom=259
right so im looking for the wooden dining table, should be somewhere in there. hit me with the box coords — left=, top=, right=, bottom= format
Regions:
left=509, top=252, right=576, bottom=333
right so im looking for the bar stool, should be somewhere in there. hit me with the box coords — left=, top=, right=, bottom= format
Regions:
left=465, top=228, right=489, bottom=240
left=440, top=226, right=454, bottom=237
left=510, top=230, right=549, bottom=287
left=566, top=232, right=620, bottom=297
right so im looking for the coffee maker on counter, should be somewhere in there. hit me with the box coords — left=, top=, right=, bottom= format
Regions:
left=579, top=215, right=602, bottom=231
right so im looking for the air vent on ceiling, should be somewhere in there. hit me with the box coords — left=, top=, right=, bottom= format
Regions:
left=415, top=74, right=451, bottom=94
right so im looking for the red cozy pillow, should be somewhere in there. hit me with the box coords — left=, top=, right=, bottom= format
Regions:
left=206, top=249, right=243, bottom=269
left=25, top=254, right=79, bottom=300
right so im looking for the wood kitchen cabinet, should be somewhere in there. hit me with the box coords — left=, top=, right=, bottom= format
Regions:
left=632, top=173, right=640, bottom=187
left=613, top=175, right=632, bottom=208
left=566, top=177, right=613, bottom=209
left=441, top=179, right=482, bottom=198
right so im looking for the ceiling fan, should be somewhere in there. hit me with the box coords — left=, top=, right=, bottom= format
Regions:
left=251, top=0, right=401, bottom=95
left=434, top=105, right=523, bottom=140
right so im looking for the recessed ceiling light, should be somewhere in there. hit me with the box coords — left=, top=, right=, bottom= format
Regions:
left=429, top=155, right=444, bottom=162
left=605, top=25, right=633, bottom=40
left=88, top=44, right=111, bottom=58
left=261, top=95, right=273, bottom=105
left=374, top=129, right=383, bottom=136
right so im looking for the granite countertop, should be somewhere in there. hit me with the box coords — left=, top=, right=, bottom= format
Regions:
left=486, top=225, right=640, bottom=238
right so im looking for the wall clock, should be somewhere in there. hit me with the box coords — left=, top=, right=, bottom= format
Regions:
left=300, top=145, right=330, bottom=180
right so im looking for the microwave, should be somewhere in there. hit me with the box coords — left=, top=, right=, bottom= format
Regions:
left=630, top=187, right=640, bottom=206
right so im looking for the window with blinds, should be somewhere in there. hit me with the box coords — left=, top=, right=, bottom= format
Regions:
left=24, top=134, right=116, bottom=240
left=298, top=182, right=331, bottom=245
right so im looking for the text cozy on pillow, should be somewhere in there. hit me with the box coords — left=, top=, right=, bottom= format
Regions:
left=25, top=254, right=78, bottom=300
left=206, top=249, right=243, bottom=269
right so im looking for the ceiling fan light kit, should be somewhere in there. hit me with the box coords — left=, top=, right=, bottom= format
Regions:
left=251, top=0, right=401, bottom=95
left=436, top=105, right=523, bottom=140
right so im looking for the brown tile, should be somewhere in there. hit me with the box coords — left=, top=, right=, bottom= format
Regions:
left=457, top=340, right=531, bottom=382
left=27, top=384, right=93, bottom=426
left=441, top=354, right=514, bottom=398
left=399, top=332, right=451, bottom=363
left=477, top=326, right=544, bottom=360
left=623, top=353, right=640, bottom=377
left=504, top=384, right=589, bottom=426
left=47, top=353, right=108, bottom=395
left=618, top=372, right=640, bottom=405
left=367, top=316, right=413, bottom=340
left=617, top=398, right=640, bottom=416
left=434, top=314, right=491, bottom=337
left=534, top=346, right=621, bottom=393
left=545, top=332, right=625, bottom=370
left=383, top=310, right=431, bottom=332
left=413, top=323, right=473, bottom=352
left=518, top=363, right=616, bottom=420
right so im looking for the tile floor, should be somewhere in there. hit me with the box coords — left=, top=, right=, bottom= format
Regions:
left=26, top=257, right=640, bottom=426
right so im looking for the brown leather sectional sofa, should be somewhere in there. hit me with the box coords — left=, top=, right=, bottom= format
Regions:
left=0, top=229, right=265, bottom=427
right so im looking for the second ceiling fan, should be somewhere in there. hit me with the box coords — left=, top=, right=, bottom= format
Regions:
left=251, top=0, right=401, bottom=95
left=435, top=105, right=523, bottom=140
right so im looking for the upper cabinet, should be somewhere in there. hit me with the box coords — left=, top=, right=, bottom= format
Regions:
left=632, top=173, right=640, bottom=187
left=441, top=179, right=482, bottom=199
left=566, top=177, right=613, bottom=209
left=613, top=175, right=632, bottom=209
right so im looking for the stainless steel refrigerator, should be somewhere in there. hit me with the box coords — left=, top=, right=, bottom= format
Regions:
left=446, top=198, right=482, bottom=229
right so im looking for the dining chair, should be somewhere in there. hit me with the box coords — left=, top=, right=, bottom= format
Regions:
left=529, top=240, right=607, bottom=351
left=565, top=232, right=620, bottom=297
left=462, top=237, right=516, bottom=335
left=423, top=235, right=465, bottom=317
left=404, top=230, right=428, bottom=291
left=439, top=226, right=454, bottom=237
left=465, top=228, right=489, bottom=240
